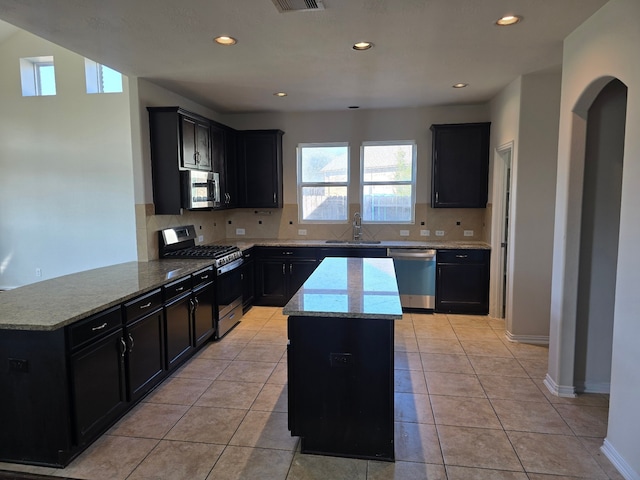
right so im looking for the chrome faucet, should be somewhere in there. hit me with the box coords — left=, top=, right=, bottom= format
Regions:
left=353, top=212, right=362, bottom=241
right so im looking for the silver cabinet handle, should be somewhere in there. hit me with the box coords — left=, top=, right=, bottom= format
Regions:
left=283, top=251, right=293, bottom=255
left=120, top=337, right=127, bottom=358
left=176, top=286, right=184, bottom=292
left=455, top=254, right=468, bottom=258
left=128, top=333, right=134, bottom=353
left=200, top=274, right=209, bottom=280
left=273, top=192, right=276, bottom=204
left=91, top=322, right=107, bottom=331
left=139, top=302, right=152, bottom=309
left=282, top=264, right=286, bottom=275
left=289, top=264, right=293, bottom=274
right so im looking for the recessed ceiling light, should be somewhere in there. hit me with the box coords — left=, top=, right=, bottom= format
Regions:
left=352, top=41, right=373, bottom=51
left=452, top=83, right=468, bottom=89
left=274, top=92, right=287, bottom=97
left=495, top=15, right=522, bottom=26
left=214, top=35, right=237, bottom=46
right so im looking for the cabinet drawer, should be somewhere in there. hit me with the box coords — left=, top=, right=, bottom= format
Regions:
left=192, top=267, right=214, bottom=289
left=256, top=246, right=317, bottom=260
left=69, top=306, right=123, bottom=350
left=124, top=289, right=163, bottom=323
left=437, top=249, right=487, bottom=264
left=163, top=277, right=192, bottom=302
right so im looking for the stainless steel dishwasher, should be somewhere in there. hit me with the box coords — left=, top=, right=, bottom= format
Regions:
left=388, top=248, right=436, bottom=310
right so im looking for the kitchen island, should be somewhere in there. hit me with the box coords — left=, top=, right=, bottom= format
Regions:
left=283, top=257, right=402, bottom=461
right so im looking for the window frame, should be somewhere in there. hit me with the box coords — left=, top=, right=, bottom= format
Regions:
left=297, top=142, right=350, bottom=224
left=84, top=58, right=124, bottom=94
left=360, top=140, right=417, bottom=224
left=19, top=56, right=57, bottom=97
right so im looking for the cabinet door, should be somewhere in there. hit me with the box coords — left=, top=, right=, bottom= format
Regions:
left=196, top=122, right=212, bottom=171
left=126, top=309, right=165, bottom=402
left=288, top=260, right=319, bottom=298
left=181, top=117, right=198, bottom=169
left=255, top=259, right=287, bottom=306
left=239, top=130, right=284, bottom=208
left=431, top=123, right=490, bottom=208
left=241, top=258, right=255, bottom=311
left=436, top=262, right=489, bottom=314
left=223, top=127, right=239, bottom=207
left=164, top=293, right=194, bottom=370
left=193, top=282, right=215, bottom=347
left=71, top=329, right=126, bottom=446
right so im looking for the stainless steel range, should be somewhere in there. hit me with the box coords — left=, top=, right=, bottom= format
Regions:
left=159, top=225, right=243, bottom=338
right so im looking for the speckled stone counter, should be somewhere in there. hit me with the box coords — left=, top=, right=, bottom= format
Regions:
left=283, top=257, right=402, bottom=320
left=0, top=259, right=214, bottom=331
left=231, top=238, right=490, bottom=252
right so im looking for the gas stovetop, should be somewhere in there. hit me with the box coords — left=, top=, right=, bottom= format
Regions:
left=159, top=226, right=243, bottom=268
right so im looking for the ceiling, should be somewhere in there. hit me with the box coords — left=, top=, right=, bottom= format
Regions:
left=0, top=0, right=609, bottom=114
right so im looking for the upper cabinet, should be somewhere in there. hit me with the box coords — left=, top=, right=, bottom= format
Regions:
left=238, top=130, right=284, bottom=208
left=430, top=122, right=490, bottom=208
left=180, top=115, right=212, bottom=171
left=214, top=126, right=239, bottom=209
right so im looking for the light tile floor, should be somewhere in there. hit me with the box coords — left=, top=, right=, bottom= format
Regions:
left=0, top=307, right=623, bottom=480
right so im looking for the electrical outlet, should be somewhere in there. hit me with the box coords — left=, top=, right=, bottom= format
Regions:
left=463, top=230, right=474, bottom=237
left=400, top=230, right=410, bottom=237
left=298, top=229, right=307, bottom=236
left=420, top=229, right=430, bottom=237
left=35, top=268, right=42, bottom=277
left=235, top=228, right=245, bottom=235
left=198, top=235, right=204, bottom=242
left=435, top=230, right=445, bottom=237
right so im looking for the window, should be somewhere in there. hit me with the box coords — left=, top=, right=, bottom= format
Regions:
left=361, top=141, right=416, bottom=223
left=298, top=143, right=349, bottom=222
left=84, top=58, right=123, bottom=94
left=20, top=56, right=57, bottom=96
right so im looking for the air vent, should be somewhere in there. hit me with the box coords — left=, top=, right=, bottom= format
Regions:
left=271, top=0, right=325, bottom=13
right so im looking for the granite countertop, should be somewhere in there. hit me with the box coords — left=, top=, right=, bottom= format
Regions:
left=227, top=238, right=490, bottom=251
left=283, top=257, right=403, bottom=320
left=0, top=259, right=215, bottom=331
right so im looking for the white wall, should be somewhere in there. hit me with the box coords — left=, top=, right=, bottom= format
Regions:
left=548, top=0, right=640, bottom=477
left=0, top=29, right=137, bottom=289
left=488, top=71, right=561, bottom=342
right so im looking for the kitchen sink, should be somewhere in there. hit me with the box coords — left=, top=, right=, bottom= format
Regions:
left=324, top=240, right=382, bottom=244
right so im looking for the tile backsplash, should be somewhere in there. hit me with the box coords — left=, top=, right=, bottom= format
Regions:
left=138, top=203, right=489, bottom=261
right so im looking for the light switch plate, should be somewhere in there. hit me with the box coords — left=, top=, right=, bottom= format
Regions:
left=236, top=228, right=245, bottom=235
left=420, top=229, right=430, bottom=236
left=435, top=230, right=445, bottom=237
left=198, top=235, right=204, bottom=242
left=298, top=229, right=307, bottom=236
left=400, top=230, right=410, bottom=237
left=463, top=230, right=474, bottom=237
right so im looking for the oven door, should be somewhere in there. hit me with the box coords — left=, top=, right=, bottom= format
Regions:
left=216, top=262, right=243, bottom=338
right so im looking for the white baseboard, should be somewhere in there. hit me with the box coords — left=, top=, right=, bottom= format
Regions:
left=543, top=373, right=577, bottom=397
left=504, top=331, right=549, bottom=345
left=601, top=438, right=640, bottom=480
left=574, top=380, right=611, bottom=394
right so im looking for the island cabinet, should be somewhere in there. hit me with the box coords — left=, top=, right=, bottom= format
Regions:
left=431, top=122, right=490, bottom=208
left=284, top=257, right=402, bottom=461
left=436, top=249, right=490, bottom=314
left=237, top=130, right=284, bottom=208
left=254, top=247, right=318, bottom=307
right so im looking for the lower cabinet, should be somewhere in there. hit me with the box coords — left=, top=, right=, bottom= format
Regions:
left=164, top=291, right=194, bottom=369
left=193, top=281, right=215, bottom=347
left=125, top=308, right=165, bottom=402
left=70, top=326, right=127, bottom=447
left=435, top=249, right=490, bottom=314
left=254, top=247, right=319, bottom=307
left=241, top=249, right=255, bottom=312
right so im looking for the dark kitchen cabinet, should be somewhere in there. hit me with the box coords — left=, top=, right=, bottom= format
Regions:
left=431, top=122, right=490, bottom=208
left=164, top=291, right=194, bottom=370
left=436, top=249, right=490, bottom=314
left=147, top=107, right=217, bottom=214
left=192, top=281, right=215, bottom=347
left=69, top=307, right=127, bottom=447
left=318, top=247, right=387, bottom=259
left=214, top=126, right=239, bottom=208
left=241, top=248, right=255, bottom=312
left=124, top=309, right=165, bottom=402
left=254, top=247, right=318, bottom=307
left=238, top=130, right=284, bottom=208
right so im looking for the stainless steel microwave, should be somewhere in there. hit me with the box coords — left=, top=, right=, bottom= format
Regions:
left=181, top=170, right=220, bottom=210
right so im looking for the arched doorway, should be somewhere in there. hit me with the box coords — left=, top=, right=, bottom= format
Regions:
left=573, top=79, right=627, bottom=393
